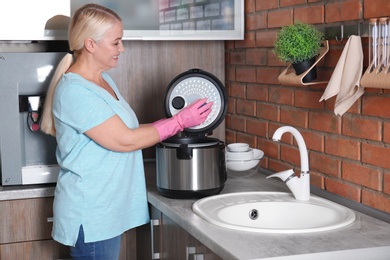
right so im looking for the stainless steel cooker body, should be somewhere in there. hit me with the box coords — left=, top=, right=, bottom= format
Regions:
left=156, top=69, right=228, bottom=199
left=156, top=138, right=227, bottom=199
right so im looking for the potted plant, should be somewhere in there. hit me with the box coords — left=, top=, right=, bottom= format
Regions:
left=274, top=22, right=325, bottom=83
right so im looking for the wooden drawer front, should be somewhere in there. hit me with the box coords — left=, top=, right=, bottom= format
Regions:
left=0, top=197, right=53, bottom=244
left=0, top=240, right=69, bottom=260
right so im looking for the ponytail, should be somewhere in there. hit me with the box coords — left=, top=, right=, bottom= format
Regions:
left=40, top=53, right=74, bottom=136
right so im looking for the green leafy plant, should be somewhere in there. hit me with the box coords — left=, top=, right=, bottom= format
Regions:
left=274, top=22, right=324, bottom=64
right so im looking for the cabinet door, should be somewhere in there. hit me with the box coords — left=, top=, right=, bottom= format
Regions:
left=136, top=205, right=163, bottom=259
left=0, top=198, right=54, bottom=243
left=162, top=213, right=221, bottom=260
left=0, top=240, right=69, bottom=260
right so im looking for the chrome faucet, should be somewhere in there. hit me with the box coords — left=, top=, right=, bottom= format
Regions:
left=266, top=126, right=310, bottom=201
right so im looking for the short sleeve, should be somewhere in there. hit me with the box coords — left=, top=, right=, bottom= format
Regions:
left=53, top=79, right=116, bottom=133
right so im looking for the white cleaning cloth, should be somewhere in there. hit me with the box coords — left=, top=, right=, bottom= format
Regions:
left=319, top=35, right=364, bottom=116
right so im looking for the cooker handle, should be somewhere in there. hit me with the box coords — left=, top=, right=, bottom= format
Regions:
left=177, top=144, right=193, bottom=160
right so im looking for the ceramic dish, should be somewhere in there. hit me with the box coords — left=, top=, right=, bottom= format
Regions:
left=226, top=148, right=253, bottom=160
left=226, top=159, right=260, bottom=171
left=227, top=143, right=250, bottom=152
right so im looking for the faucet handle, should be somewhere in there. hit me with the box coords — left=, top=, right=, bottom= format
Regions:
left=266, top=169, right=294, bottom=182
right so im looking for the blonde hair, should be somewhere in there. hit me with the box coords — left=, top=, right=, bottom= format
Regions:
left=41, top=4, right=122, bottom=136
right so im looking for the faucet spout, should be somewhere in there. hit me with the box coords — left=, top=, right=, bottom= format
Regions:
left=270, top=126, right=310, bottom=201
left=272, top=126, right=309, bottom=174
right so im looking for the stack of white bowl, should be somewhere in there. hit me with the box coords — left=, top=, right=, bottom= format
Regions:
left=225, top=143, right=264, bottom=173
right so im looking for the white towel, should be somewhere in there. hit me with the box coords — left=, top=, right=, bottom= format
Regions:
left=319, top=35, right=364, bottom=116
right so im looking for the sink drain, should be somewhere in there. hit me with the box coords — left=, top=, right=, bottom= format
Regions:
left=249, top=209, right=259, bottom=220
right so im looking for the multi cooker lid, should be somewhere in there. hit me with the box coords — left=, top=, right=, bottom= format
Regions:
left=164, top=69, right=227, bottom=135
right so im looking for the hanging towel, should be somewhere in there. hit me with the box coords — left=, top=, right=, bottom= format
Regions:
left=319, top=35, right=364, bottom=116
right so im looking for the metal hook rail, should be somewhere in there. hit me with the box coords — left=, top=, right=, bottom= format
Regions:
left=323, top=22, right=369, bottom=41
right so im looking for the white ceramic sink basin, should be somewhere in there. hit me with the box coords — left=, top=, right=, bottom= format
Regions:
left=192, top=192, right=356, bottom=233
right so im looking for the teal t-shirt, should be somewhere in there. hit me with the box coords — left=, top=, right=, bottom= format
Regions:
left=51, top=72, right=149, bottom=246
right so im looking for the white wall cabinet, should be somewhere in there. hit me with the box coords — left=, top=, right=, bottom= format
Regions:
left=0, top=0, right=243, bottom=40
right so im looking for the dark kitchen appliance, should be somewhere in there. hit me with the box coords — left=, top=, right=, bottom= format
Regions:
left=156, top=69, right=228, bottom=199
left=0, top=52, right=64, bottom=185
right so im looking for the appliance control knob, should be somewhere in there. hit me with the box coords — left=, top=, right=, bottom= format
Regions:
left=172, top=96, right=185, bottom=110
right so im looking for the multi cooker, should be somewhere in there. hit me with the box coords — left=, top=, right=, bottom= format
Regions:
left=156, top=68, right=228, bottom=199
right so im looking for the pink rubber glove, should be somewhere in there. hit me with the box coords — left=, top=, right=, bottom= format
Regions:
left=152, top=98, right=213, bottom=141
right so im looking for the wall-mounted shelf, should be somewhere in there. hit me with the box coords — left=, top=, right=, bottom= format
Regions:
left=361, top=64, right=390, bottom=89
left=278, top=41, right=329, bottom=87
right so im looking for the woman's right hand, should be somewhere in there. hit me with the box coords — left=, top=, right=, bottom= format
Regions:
left=175, top=98, right=213, bottom=129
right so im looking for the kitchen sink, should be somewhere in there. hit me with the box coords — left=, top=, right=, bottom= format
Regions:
left=192, top=192, right=356, bottom=233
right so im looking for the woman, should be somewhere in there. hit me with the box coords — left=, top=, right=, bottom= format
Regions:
left=40, top=4, right=212, bottom=259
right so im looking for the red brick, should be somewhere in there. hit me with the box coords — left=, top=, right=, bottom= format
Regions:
left=256, top=0, right=278, bottom=11
left=342, top=116, right=381, bottom=141
left=280, top=107, right=308, bottom=128
left=268, top=9, right=293, bottom=28
left=363, top=96, right=390, bottom=118
left=245, top=0, right=256, bottom=14
left=325, top=0, right=362, bottom=23
left=325, top=178, right=361, bottom=202
left=384, top=122, right=390, bottom=143
left=226, top=96, right=235, bottom=113
left=230, top=50, right=246, bottom=65
left=225, top=129, right=236, bottom=144
left=236, top=67, right=256, bottom=83
left=236, top=99, right=256, bottom=116
left=295, top=89, right=325, bottom=110
left=300, top=129, right=324, bottom=152
left=247, top=84, right=268, bottom=101
left=342, top=161, right=382, bottom=191
left=268, top=49, right=284, bottom=66
left=280, top=0, right=306, bottom=7
left=229, top=115, right=246, bottom=132
left=310, top=152, right=340, bottom=177
left=256, top=67, right=281, bottom=85
left=247, top=119, right=267, bottom=137
left=362, top=189, right=390, bottom=214
left=246, top=49, right=267, bottom=65
left=258, top=137, right=279, bottom=160
left=228, top=82, right=246, bottom=99
left=269, top=86, right=294, bottom=105
left=225, top=67, right=235, bottom=81
left=294, top=5, right=325, bottom=24
left=325, top=136, right=361, bottom=160
left=257, top=102, right=280, bottom=121
left=363, top=0, right=390, bottom=19
left=281, top=145, right=301, bottom=168
left=362, top=142, right=390, bottom=169
left=235, top=32, right=256, bottom=49
left=384, top=171, right=390, bottom=195
left=310, top=171, right=325, bottom=189
left=255, top=30, right=278, bottom=48
left=308, top=111, right=341, bottom=134
left=236, top=132, right=257, bottom=147
left=246, top=13, right=267, bottom=31
left=246, top=14, right=258, bottom=31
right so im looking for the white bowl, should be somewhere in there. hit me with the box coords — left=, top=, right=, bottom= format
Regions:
left=226, top=148, right=253, bottom=160
left=227, top=143, right=250, bottom=152
left=226, top=159, right=260, bottom=171
left=253, top=149, right=264, bottom=160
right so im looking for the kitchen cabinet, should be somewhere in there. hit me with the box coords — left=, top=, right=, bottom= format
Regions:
left=137, top=204, right=221, bottom=260
left=0, top=197, right=135, bottom=260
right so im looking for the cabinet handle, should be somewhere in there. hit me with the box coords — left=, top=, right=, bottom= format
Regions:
left=150, top=219, right=160, bottom=259
left=47, top=217, right=53, bottom=222
left=186, top=246, right=204, bottom=260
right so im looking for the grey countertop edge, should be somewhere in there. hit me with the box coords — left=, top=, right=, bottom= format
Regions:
left=2, top=161, right=390, bottom=259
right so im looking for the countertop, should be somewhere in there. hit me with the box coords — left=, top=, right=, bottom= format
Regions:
left=2, top=161, right=390, bottom=259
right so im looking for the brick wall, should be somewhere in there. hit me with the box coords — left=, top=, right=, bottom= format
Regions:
left=225, top=0, right=390, bottom=213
